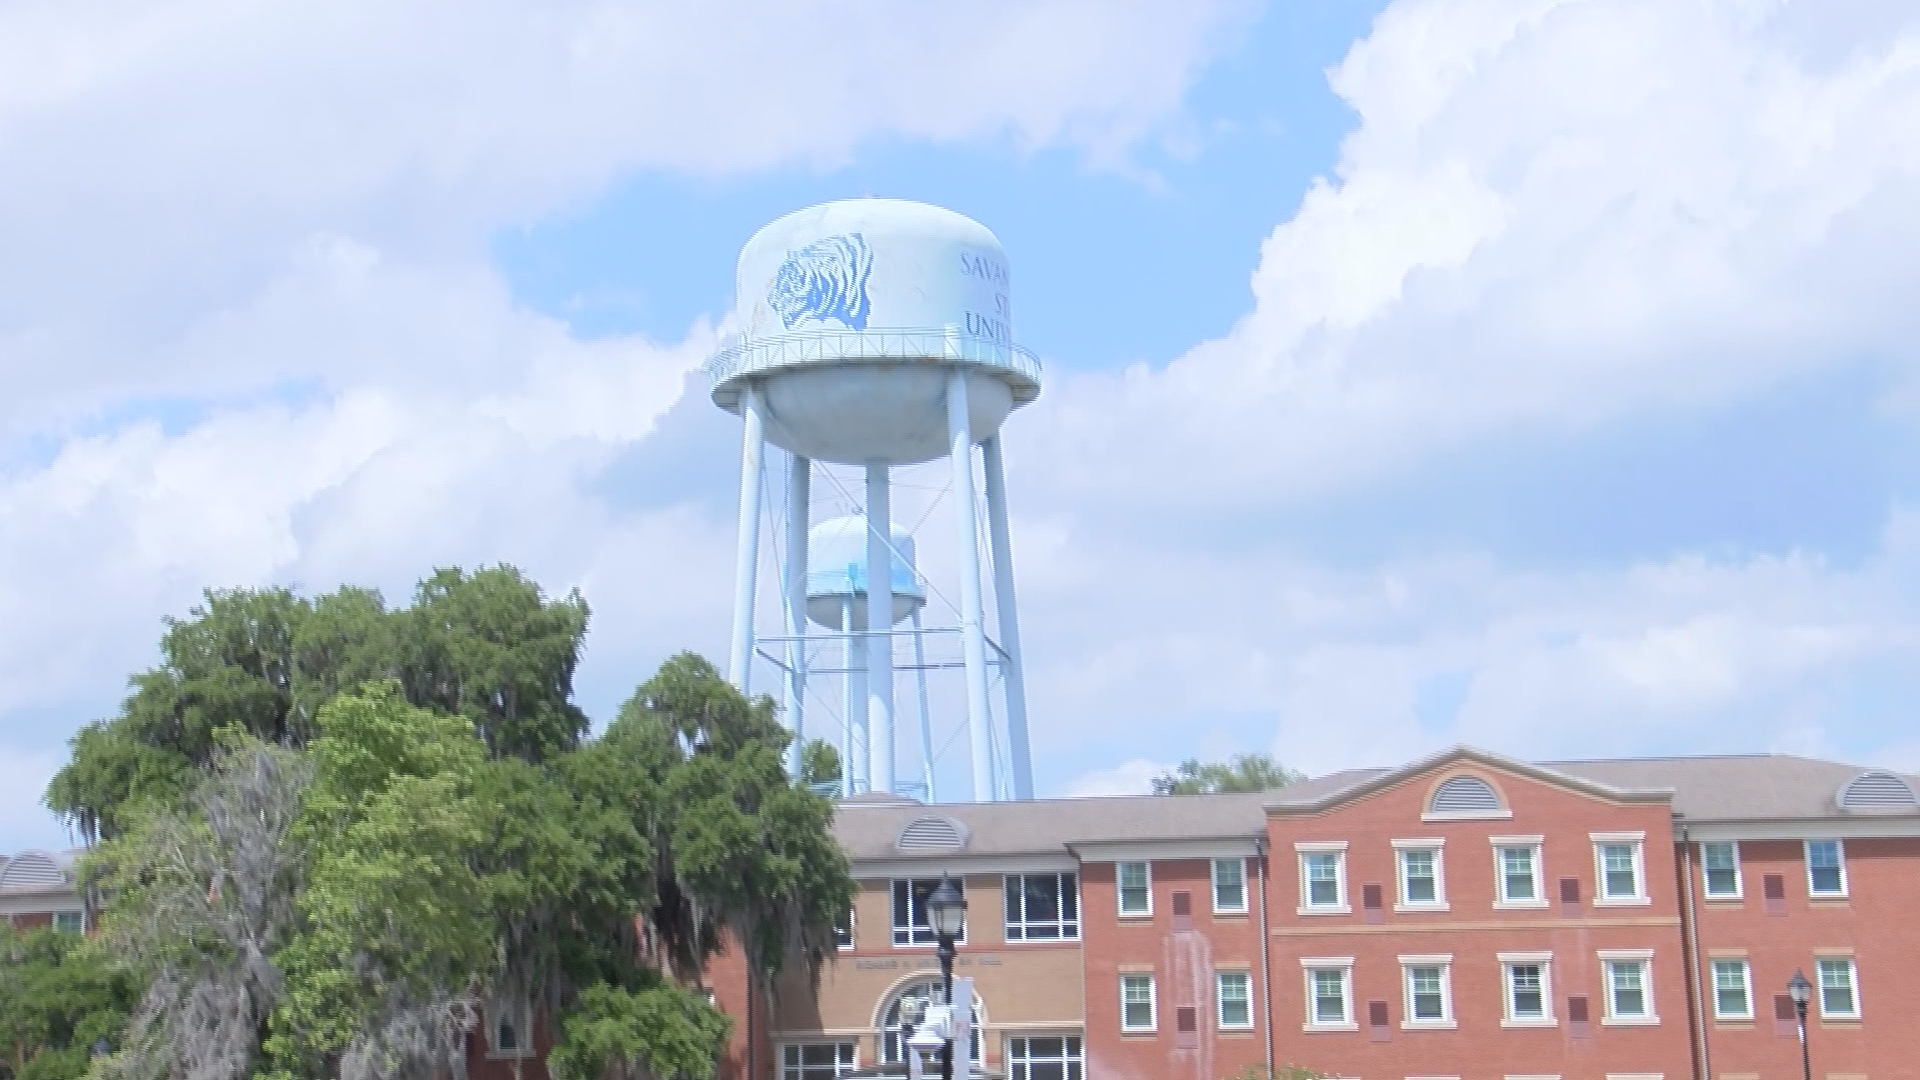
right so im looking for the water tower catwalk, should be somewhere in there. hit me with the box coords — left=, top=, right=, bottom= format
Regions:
left=706, top=199, right=1039, bottom=802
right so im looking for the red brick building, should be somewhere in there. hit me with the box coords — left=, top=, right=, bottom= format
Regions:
left=13, top=746, right=1916, bottom=1080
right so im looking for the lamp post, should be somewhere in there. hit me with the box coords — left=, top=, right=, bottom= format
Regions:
left=926, top=875, right=967, bottom=1080
left=1788, top=968, right=1812, bottom=1080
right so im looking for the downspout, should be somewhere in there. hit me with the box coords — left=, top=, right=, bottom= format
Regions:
left=1256, top=837, right=1274, bottom=1079
left=1679, top=824, right=1710, bottom=1080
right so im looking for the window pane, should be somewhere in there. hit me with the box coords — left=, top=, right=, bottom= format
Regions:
left=1807, top=841, right=1844, bottom=894
left=1311, top=969, right=1346, bottom=1023
left=1608, top=962, right=1647, bottom=1017
left=1508, top=964, right=1543, bottom=1018
left=1213, top=859, right=1246, bottom=910
left=893, top=878, right=964, bottom=944
left=1701, top=842, right=1738, bottom=896
left=1502, top=847, right=1537, bottom=900
left=1711, top=960, right=1750, bottom=1017
left=1818, top=959, right=1856, bottom=1016
left=1408, top=966, right=1445, bottom=1019
left=1602, top=844, right=1638, bottom=897
left=1118, top=862, right=1150, bottom=914
left=1121, top=975, right=1155, bottom=1029
left=1401, top=850, right=1436, bottom=902
left=1306, top=854, right=1341, bottom=905
left=1218, top=971, right=1251, bottom=1028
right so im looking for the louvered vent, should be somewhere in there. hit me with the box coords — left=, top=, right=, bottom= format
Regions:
left=895, top=816, right=969, bottom=853
left=0, top=852, right=65, bottom=891
left=1837, top=771, right=1919, bottom=812
left=1428, top=775, right=1502, bottom=814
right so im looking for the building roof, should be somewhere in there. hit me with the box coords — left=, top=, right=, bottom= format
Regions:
left=1545, top=753, right=1920, bottom=823
left=0, top=848, right=82, bottom=896
left=832, top=790, right=1271, bottom=863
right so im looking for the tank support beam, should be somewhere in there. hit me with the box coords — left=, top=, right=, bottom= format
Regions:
left=982, top=436, right=1034, bottom=800
left=947, top=371, right=998, bottom=802
left=780, top=454, right=810, bottom=779
left=911, top=609, right=936, bottom=802
left=865, top=465, right=896, bottom=794
left=844, top=596, right=866, bottom=794
left=727, top=384, right=766, bottom=692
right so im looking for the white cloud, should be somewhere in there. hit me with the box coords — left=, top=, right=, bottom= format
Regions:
left=1063, top=757, right=1165, bottom=798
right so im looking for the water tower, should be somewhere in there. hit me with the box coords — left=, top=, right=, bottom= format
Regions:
left=706, top=198, right=1039, bottom=802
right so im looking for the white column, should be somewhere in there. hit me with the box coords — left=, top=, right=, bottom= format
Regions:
left=911, top=609, right=936, bottom=802
left=864, top=465, right=896, bottom=795
left=946, top=370, right=997, bottom=802
left=780, top=455, right=811, bottom=779
left=844, top=596, right=867, bottom=794
left=727, top=384, right=766, bottom=691
left=982, top=436, right=1034, bottom=801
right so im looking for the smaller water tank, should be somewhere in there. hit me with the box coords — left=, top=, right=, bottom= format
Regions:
left=806, top=515, right=926, bottom=629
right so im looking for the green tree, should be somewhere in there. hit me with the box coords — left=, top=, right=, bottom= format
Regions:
left=798, top=739, right=842, bottom=789
left=1152, top=753, right=1306, bottom=796
left=0, top=927, right=138, bottom=1080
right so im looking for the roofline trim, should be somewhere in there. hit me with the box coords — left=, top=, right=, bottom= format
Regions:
left=1264, top=745, right=1675, bottom=815
left=1679, top=817, right=1920, bottom=842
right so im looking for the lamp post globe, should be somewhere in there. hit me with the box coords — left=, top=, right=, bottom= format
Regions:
left=1788, top=969, right=1813, bottom=1080
left=926, top=875, right=966, bottom=1080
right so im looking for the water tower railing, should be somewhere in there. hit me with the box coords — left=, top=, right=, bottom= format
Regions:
left=754, top=625, right=1013, bottom=676
left=704, top=326, right=1041, bottom=398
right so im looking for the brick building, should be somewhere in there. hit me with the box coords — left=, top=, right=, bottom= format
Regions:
left=723, top=747, right=1920, bottom=1080
left=10, top=746, right=1915, bottom=1080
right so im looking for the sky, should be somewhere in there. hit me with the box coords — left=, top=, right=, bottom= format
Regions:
left=3, top=0, right=1920, bottom=851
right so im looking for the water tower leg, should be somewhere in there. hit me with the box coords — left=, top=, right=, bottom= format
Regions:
left=911, top=609, right=936, bottom=802
left=865, top=465, right=896, bottom=794
left=946, top=370, right=998, bottom=802
left=781, top=454, right=811, bottom=779
left=727, top=384, right=766, bottom=692
left=982, top=436, right=1034, bottom=801
left=844, top=596, right=867, bottom=794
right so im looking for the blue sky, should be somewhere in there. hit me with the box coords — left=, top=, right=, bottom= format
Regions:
left=2, top=0, right=1919, bottom=850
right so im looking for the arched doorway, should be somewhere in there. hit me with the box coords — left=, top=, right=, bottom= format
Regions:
left=878, top=978, right=984, bottom=1067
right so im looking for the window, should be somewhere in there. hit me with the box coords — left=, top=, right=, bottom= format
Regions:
left=1710, top=959, right=1752, bottom=1019
left=1592, top=835, right=1645, bottom=902
left=1301, top=960, right=1354, bottom=1029
left=883, top=981, right=980, bottom=1064
left=1493, top=839, right=1544, bottom=906
left=1805, top=840, right=1847, bottom=897
left=51, top=911, right=83, bottom=933
left=834, top=906, right=854, bottom=950
left=1817, top=958, right=1859, bottom=1019
left=1217, top=970, right=1253, bottom=1029
left=1400, top=955, right=1454, bottom=1027
left=1005, top=1036, right=1083, bottom=1080
left=1394, top=842, right=1446, bottom=908
left=1499, top=955, right=1554, bottom=1025
left=1120, top=974, right=1156, bottom=1031
left=1700, top=842, right=1740, bottom=899
left=891, top=878, right=965, bottom=945
left=1602, top=957, right=1654, bottom=1023
left=781, top=1043, right=856, bottom=1079
left=489, top=1001, right=532, bottom=1057
left=1117, top=862, right=1151, bottom=916
left=1212, top=858, right=1248, bottom=913
left=1426, top=774, right=1505, bottom=816
left=1005, top=873, right=1079, bottom=941
left=1296, top=842, right=1348, bottom=912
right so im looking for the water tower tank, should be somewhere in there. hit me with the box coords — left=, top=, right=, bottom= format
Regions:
left=707, top=199, right=1041, bottom=466
left=805, top=515, right=926, bottom=629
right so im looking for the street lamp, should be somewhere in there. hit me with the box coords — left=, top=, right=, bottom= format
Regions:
left=926, top=875, right=967, bottom=1080
left=1787, top=968, right=1812, bottom=1080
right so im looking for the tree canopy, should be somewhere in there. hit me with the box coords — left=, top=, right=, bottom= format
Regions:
left=1151, top=753, right=1307, bottom=796
left=25, top=567, right=850, bottom=1080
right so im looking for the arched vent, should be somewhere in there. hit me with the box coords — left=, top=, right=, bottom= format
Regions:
left=1837, top=771, right=1919, bottom=812
left=1429, top=775, right=1503, bottom=814
left=895, top=816, right=969, bottom=853
left=0, top=852, right=65, bottom=891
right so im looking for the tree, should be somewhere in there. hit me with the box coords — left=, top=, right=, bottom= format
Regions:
left=1152, top=753, right=1306, bottom=796
left=0, top=927, right=138, bottom=1080
left=46, top=569, right=851, bottom=1080
left=798, top=739, right=842, bottom=790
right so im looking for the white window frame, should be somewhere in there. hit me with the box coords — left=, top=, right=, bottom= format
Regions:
left=835, top=905, right=855, bottom=951
left=1591, top=832, right=1650, bottom=906
left=1398, top=953, right=1456, bottom=1030
left=1296, top=841, right=1350, bottom=915
left=779, top=1042, right=858, bottom=1079
left=1804, top=839, right=1848, bottom=898
left=1598, top=950, right=1659, bottom=1026
left=1216, top=968, right=1254, bottom=1030
left=51, top=910, right=85, bottom=933
left=1116, top=861, right=1152, bottom=917
left=1003, top=871, right=1081, bottom=942
left=1816, top=956, right=1861, bottom=1020
left=1004, top=1036, right=1083, bottom=1077
left=1391, top=839, right=1448, bottom=912
left=1120, top=973, right=1157, bottom=1032
left=1211, top=857, right=1249, bottom=914
left=891, top=878, right=966, bottom=947
left=1497, top=951, right=1556, bottom=1028
left=1708, top=957, right=1753, bottom=1020
left=1300, top=957, right=1357, bottom=1032
left=1699, top=841, right=1741, bottom=900
left=1491, top=836, right=1548, bottom=909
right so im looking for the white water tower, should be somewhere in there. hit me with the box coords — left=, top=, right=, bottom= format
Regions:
left=707, top=198, right=1038, bottom=802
